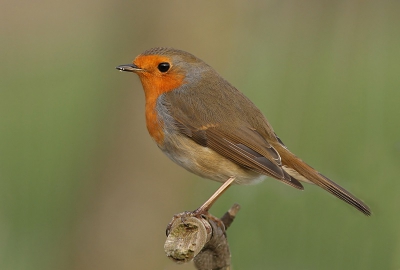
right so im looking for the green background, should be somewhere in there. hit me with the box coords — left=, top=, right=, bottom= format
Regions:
left=1, top=1, right=399, bottom=269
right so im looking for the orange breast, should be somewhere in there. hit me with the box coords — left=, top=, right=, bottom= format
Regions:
left=137, top=65, right=185, bottom=145
left=145, top=93, right=164, bottom=145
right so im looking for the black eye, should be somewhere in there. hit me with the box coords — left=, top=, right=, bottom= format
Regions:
left=158, top=62, right=170, bottom=72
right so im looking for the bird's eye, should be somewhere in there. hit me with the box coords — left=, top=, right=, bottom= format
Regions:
left=158, top=62, right=170, bottom=72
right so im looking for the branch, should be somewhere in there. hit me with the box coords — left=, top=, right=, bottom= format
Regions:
left=164, top=203, right=240, bottom=270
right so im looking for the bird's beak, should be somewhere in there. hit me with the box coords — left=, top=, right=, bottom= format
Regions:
left=116, top=64, right=142, bottom=72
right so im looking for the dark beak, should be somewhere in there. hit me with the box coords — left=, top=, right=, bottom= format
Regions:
left=116, top=64, right=142, bottom=72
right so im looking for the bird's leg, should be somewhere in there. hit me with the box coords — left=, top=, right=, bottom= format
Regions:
left=194, top=176, right=236, bottom=215
left=168, top=176, right=236, bottom=232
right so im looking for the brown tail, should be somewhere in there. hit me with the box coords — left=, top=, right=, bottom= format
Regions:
left=278, top=146, right=371, bottom=216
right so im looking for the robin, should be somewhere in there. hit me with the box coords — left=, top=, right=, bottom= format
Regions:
left=116, top=47, right=371, bottom=216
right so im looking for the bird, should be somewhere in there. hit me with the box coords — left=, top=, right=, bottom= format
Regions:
left=116, top=47, right=371, bottom=216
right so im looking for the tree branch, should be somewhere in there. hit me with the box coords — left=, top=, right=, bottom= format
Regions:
left=164, top=203, right=240, bottom=270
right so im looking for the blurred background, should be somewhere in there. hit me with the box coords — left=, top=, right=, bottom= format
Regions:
left=1, top=1, right=399, bottom=269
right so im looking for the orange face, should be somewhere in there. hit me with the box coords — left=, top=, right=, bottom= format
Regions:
left=132, top=54, right=185, bottom=145
left=133, top=54, right=185, bottom=97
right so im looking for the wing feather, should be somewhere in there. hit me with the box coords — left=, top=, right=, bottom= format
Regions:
left=174, top=118, right=304, bottom=190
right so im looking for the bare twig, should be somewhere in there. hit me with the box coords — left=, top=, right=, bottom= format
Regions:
left=164, top=203, right=240, bottom=270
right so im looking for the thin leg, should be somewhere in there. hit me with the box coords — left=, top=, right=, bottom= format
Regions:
left=195, top=176, right=236, bottom=214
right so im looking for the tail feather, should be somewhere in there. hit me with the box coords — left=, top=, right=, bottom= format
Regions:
left=278, top=146, right=371, bottom=216
left=315, top=172, right=371, bottom=216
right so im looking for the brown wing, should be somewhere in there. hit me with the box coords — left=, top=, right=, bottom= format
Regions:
left=174, top=119, right=304, bottom=190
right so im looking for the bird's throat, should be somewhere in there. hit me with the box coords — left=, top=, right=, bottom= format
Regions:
left=139, top=72, right=185, bottom=146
